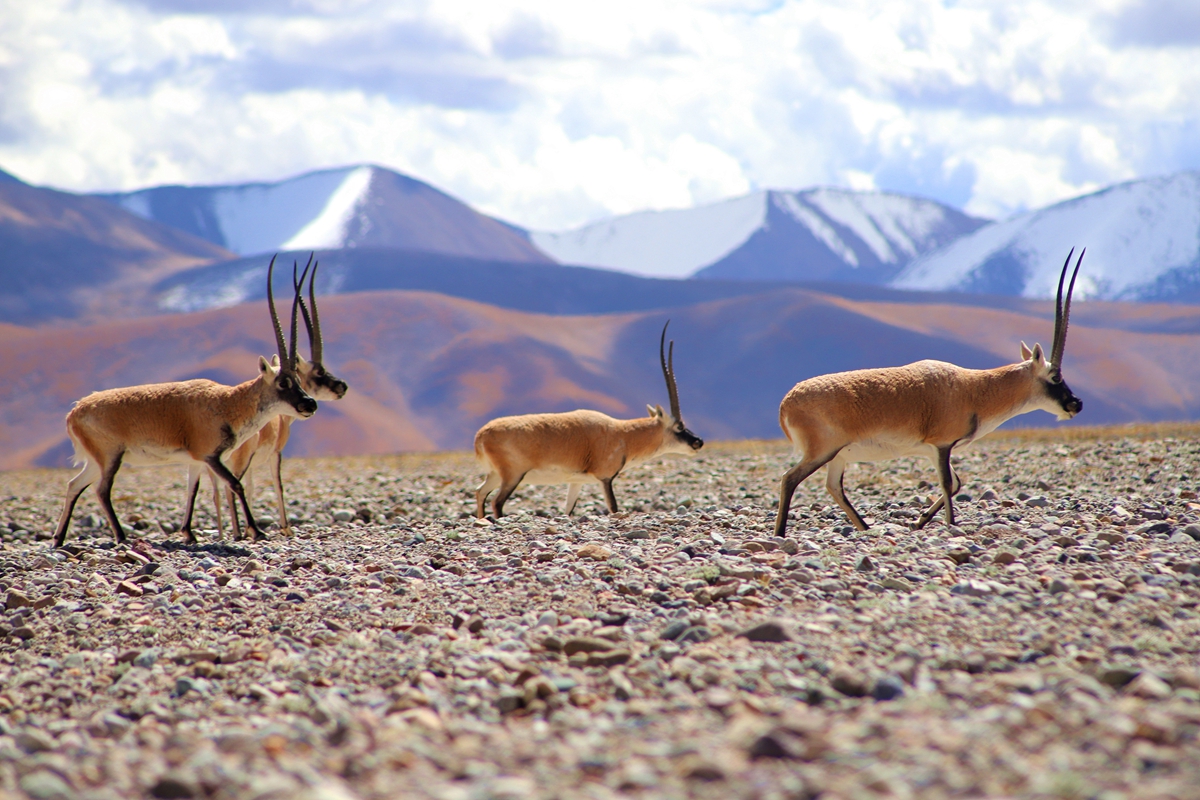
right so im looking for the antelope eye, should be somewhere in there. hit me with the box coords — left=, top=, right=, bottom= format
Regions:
left=281, top=377, right=292, bottom=389
left=1049, top=372, right=1062, bottom=384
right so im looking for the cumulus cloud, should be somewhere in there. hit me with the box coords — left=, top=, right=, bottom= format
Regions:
left=0, top=0, right=1197, bottom=229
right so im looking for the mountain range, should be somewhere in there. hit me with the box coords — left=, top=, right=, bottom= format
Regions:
left=4, top=161, right=1200, bottom=468
left=530, top=188, right=988, bottom=283
left=0, top=176, right=231, bottom=324
left=80, top=164, right=1200, bottom=305
left=96, top=165, right=549, bottom=265
left=4, top=286, right=1197, bottom=471
left=893, top=171, right=1200, bottom=302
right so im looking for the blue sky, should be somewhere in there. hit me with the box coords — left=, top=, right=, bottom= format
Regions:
left=1, top=0, right=1198, bottom=230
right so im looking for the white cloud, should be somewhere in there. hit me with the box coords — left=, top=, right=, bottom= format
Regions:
left=0, top=0, right=1197, bottom=229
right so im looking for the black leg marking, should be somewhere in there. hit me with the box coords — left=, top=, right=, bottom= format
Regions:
left=53, top=477, right=93, bottom=548
left=492, top=472, right=527, bottom=518
left=208, top=456, right=262, bottom=540
left=774, top=451, right=840, bottom=538
left=180, top=476, right=202, bottom=545
left=916, top=446, right=958, bottom=529
left=829, top=467, right=868, bottom=531
left=600, top=477, right=620, bottom=514
left=97, top=452, right=126, bottom=544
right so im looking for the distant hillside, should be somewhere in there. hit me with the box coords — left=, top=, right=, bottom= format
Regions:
left=152, top=246, right=1057, bottom=319
left=893, top=171, right=1200, bottom=301
left=94, top=164, right=550, bottom=264
left=530, top=188, right=987, bottom=281
left=4, top=288, right=1197, bottom=470
left=0, top=177, right=233, bottom=324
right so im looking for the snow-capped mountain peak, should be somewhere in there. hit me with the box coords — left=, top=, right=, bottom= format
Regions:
left=529, top=192, right=768, bottom=278
left=892, top=171, right=1200, bottom=301
left=529, top=187, right=987, bottom=283
left=95, top=164, right=550, bottom=264
left=280, top=166, right=373, bottom=251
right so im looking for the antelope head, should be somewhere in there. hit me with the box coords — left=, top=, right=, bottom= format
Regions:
left=651, top=321, right=704, bottom=453
left=1020, top=248, right=1085, bottom=421
left=293, top=255, right=349, bottom=401
left=266, top=255, right=319, bottom=419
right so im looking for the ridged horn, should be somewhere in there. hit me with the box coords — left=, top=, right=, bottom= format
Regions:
left=266, top=255, right=290, bottom=372
left=1050, top=248, right=1084, bottom=369
left=659, top=321, right=681, bottom=421
left=288, top=258, right=311, bottom=372
left=293, top=253, right=318, bottom=364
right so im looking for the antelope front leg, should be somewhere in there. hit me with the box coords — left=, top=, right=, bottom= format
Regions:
left=916, top=448, right=960, bottom=529
left=600, top=477, right=620, bottom=514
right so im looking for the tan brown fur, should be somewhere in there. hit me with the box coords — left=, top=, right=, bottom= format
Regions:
left=774, top=250, right=1086, bottom=537
left=206, top=356, right=347, bottom=539
left=54, top=358, right=317, bottom=547
left=201, top=259, right=349, bottom=540
left=774, top=347, right=1082, bottom=537
left=475, top=406, right=702, bottom=518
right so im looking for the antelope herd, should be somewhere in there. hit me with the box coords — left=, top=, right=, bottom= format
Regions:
left=52, top=249, right=1088, bottom=547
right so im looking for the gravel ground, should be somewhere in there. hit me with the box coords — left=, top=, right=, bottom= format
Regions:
left=2, top=427, right=1200, bottom=800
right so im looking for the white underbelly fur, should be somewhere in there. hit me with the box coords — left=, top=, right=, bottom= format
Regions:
left=838, top=438, right=933, bottom=464
left=120, top=444, right=195, bottom=467
left=522, top=469, right=598, bottom=486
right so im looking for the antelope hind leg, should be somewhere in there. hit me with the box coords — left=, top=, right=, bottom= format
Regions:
left=825, top=456, right=869, bottom=531
left=564, top=483, right=582, bottom=515
left=54, top=460, right=101, bottom=548
left=491, top=473, right=526, bottom=518
left=476, top=472, right=500, bottom=518
left=774, top=451, right=839, bottom=538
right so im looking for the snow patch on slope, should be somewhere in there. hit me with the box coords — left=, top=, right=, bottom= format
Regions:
left=529, top=192, right=767, bottom=278
left=281, top=166, right=373, bottom=251
left=806, top=189, right=952, bottom=264
left=893, top=172, right=1200, bottom=299
left=774, top=192, right=859, bottom=266
left=214, top=166, right=371, bottom=255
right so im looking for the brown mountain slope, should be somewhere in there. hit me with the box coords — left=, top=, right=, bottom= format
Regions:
left=2, top=288, right=1198, bottom=470
left=0, top=180, right=233, bottom=325
left=345, top=168, right=552, bottom=262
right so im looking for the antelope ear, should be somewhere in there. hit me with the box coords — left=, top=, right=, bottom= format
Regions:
left=1030, top=343, right=1045, bottom=364
left=259, top=355, right=277, bottom=377
left=647, top=404, right=659, bottom=418
left=1020, top=342, right=1032, bottom=361
left=271, top=354, right=281, bottom=368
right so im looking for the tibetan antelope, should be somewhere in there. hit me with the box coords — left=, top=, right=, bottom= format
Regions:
left=53, top=257, right=318, bottom=547
left=203, top=256, right=349, bottom=539
left=474, top=322, right=704, bottom=518
left=774, top=249, right=1085, bottom=538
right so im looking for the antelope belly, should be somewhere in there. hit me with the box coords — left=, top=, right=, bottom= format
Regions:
left=840, top=437, right=931, bottom=464
left=121, top=443, right=195, bottom=467
left=522, top=469, right=598, bottom=486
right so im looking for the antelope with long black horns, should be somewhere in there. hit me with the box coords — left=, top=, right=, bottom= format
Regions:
left=774, top=249, right=1086, bottom=538
left=203, top=255, right=349, bottom=539
left=53, top=255, right=318, bottom=547
left=474, top=321, right=704, bottom=518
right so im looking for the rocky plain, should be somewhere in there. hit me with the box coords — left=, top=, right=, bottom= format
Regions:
left=1, top=427, right=1199, bottom=800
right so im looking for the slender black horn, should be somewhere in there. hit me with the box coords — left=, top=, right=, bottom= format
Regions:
left=309, top=259, right=324, bottom=365
left=288, top=259, right=310, bottom=372
left=266, top=255, right=289, bottom=369
left=293, top=254, right=317, bottom=363
left=659, top=321, right=681, bottom=420
left=1050, top=248, right=1084, bottom=369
